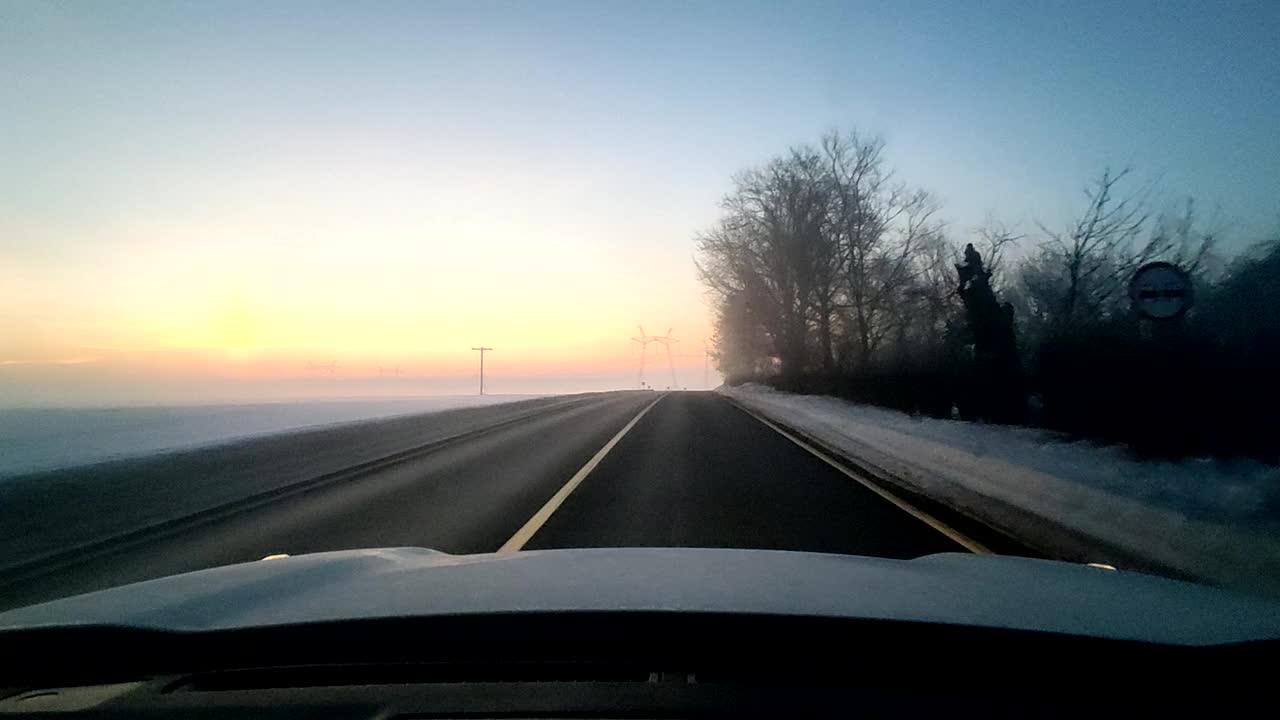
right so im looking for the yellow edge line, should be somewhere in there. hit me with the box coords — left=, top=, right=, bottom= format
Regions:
left=729, top=399, right=992, bottom=555
left=498, top=394, right=666, bottom=553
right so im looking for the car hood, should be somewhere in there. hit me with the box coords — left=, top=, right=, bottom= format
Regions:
left=2, top=548, right=1279, bottom=645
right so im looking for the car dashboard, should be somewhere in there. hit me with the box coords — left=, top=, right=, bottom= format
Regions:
left=0, top=612, right=1271, bottom=717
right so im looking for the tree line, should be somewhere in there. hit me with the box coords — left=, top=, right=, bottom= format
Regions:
left=697, top=130, right=1279, bottom=461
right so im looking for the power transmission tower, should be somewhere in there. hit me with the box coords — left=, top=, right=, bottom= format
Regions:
left=630, top=326, right=678, bottom=389
left=470, top=347, right=493, bottom=395
left=307, top=360, right=337, bottom=376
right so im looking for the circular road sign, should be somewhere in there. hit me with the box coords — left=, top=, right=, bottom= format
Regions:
left=1129, top=261, right=1193, bottom=320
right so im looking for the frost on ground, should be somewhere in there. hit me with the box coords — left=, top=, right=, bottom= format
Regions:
left=721, top=383, right=1280, bottom=598
left=0, top=395, right=543, bottom=479
left=0, top=394, right=590, bottom=573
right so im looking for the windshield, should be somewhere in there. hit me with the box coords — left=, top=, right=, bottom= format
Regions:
left=1, top=1, right=1278, bottom=615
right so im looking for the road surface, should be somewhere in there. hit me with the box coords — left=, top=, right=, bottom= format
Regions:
left=3, top=392, right=974, bottom=610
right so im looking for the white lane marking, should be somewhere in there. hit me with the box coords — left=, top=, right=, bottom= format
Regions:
left=498, top=394, right=666, bottom=553
left=730, top=400, right=992, bottom=555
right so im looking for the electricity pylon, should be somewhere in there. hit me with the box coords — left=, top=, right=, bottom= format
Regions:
left=630, top=326, right=678, bottom=389
left=307, top=360, right=337, bottom=375
left=470, top=347, right=493, bottom=395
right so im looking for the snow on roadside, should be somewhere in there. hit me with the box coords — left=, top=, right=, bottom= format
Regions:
left=0, top=395, right=544, bottom=479
left=721, top=383, right=1280, bottom=598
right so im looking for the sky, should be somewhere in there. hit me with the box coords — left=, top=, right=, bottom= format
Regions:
left=2, top=0, right=1278, bottom=405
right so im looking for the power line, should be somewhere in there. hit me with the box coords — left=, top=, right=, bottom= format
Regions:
left=470, top=347, right=493, bottom=395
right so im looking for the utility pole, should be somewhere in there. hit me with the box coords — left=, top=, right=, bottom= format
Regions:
left=470, top=347, right=493, bottom=395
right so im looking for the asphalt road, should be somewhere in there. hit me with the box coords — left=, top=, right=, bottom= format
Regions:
left=525, top=392, right=959, bottom=557
left=3, top=392, right=964, bottom=610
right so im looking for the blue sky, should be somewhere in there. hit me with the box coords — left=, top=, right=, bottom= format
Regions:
left=2, top=0, right=1278, bottom=402
left=7, top=1, right=1278, bottom=237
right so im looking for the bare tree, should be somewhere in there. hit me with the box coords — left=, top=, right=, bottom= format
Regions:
left=709, top=290, right=776, bottom=380
left=1014, top=169, right=1221, bottom=342
left=973, top=214, right=1024, bottom=290
left=1144, top=197, right=1219, bottom=280
left=696, top=147, right=835, bottom=377
left=897, top=230, right=964, bottom=359
left=822, top=130, right=939, bottom=368
left=1016, top=168, right=1156, bottom=335
left=698, top=129, right=953, bottom=380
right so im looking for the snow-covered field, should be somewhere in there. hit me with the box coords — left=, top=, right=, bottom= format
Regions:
left=721, top=384, right=1280, bottom=598
left=0, top=395, right=541, bottom=479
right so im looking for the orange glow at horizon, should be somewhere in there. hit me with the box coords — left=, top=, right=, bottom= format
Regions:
left=0, top=85, right=721, bottom=401
left=1, top=213, right=717, bottom=388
